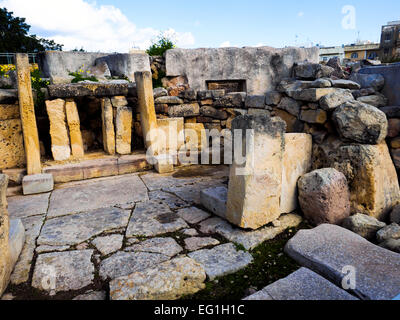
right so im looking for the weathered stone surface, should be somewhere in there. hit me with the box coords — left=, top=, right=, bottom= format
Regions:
left=48, top=174, right=148, bottom=217
left=73, top=290, right=106, bottom=300
left=200, top=106, right=228, bottom=120
left=287, top=88, right=334, bottom=102
left=391, top=205, right=400, bottom=224
left=65, top=100, right=84, bottom=157
left=153, top=87, right=168, bottom=99
left=331, top=79, right=361, bottom=90
left=285, top=224, right=400, bottom=300
left=32, top=250, right=94, bottom=293
left=379, top=238, right=400, bottom=253
left=155, top=96, right=183, bottom=105
left=126, top=200, right=188, bottom=237
left=299, top=109, right=327, bottom=124
left=245, top=267, right=357, bottom=301
left=148, top=190, right=189, bottom=210
left=245, top=95, right=266, bottom=109
left=182, top=228, right=199, bottom=236
left=0, top=104, right=19, bottom=121
left=36, top=245, right=70, bottom=254
left=332, top=144, right=400, bottom=219
left=110, top=257, right=206, bottom=300
left=294, top=62, right=334, bottom=79
left=46, top=99, right=71, bottom=161
left=184, top=123, right=207, bottom=151
left=298, top=169, right=350, bottom=226
left=115, top=106, right=132, bottom=155
left=0, top=118, right=26, bottom=170
left=157, top=117, right=184, bottom=154
left=357, top=95, right=388, bottom=108
left=92, top=234, right=123, bottom=256
left=281, top=134, right=312, bottom=214
left=99, top=251, right=169, bottom=280
left=277, top=97, right=301, bottom=116
left=277, top=79, right=312, bottom=93
left=320, top=89, right=354, bottom=110
left=177, top=207, right=210, bottom=224
left=166, top=47, right=319, bottom=94
left=0, top=176, right=10, bottom=296
left=274, top=109, right=303, bottom=133
left=265, top=91, right=282, bottom=105
left=168, top=103, right=200, bottom=118
left=310, top=78, right=332, bottom=88
left=350, top=73, right=385, bottom=91
left=8, top=219, right=25, bottom=269
left=376, top=223, right=400, bottom=243
left=111, top=96, right=128, bottom=107
left=127, top=237, right=183, bottom=257
left=22, top=174, right=54, bottom=195
left=101, top=98, right=115, bottom=155
left=226, top=116, right=286, bottom=229
left=342, top=214, right=386, bottom=240
left=188, top=243, right=253, bottom=280
left=184, top=237, right=220, bottom=252
left=48, top=83, right=129, bottom=98
left=0, top=89, right=18, bottom=104
left=333, top=100, right=388, bottom=144
left=38, top=207, right=130, bottom=246
left=200, top=186, right=227, bottom=219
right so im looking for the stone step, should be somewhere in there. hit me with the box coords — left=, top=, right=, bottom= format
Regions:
left=244, top=267, right=358, bottom=300
left=285, top=224, right=400, bottom=300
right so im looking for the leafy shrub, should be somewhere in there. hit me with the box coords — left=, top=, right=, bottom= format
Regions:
left=69, top=65, right=98, bottom=83
left=146, top=35, right=175, bottom=56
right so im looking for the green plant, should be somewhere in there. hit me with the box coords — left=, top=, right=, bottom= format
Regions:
left=69, top=65, right=98, bottom=83
left=30, top=67, right=49, bottom=114
left=146, top=34, right=175, bottom=57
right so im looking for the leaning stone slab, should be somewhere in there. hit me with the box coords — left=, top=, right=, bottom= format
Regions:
left=65, top=100, right=84, bottom=157
left=245, top=267, right=357, bottom=300
left=226, top=116, right=286, bottom=229
left=32, top=250, right=94, bottom=293
left=188, top=243, right=253, bottom=280
left=8, top=219, right=25, bottom=269
left=110, top=257, right=206, bottom=300
left=48, top=83, right=129, bottom=98
left=200, top=186, right=227, bottom=219
left=22, top=174, right=54, bottom=195
left=285, top=224, right=400, bottom=300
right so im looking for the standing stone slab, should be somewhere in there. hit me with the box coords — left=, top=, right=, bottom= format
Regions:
left=15, top=54, right=41, bottom=174
left=285, top=224, right=400, bottom=300
left=188, top=243, right=253, bottom=280
left=226, top=116, right=286, bottom=229
left=0, top=118, right=26, bottom=170
left=22, top=174, right=54, bottom=195
left=280, top=133, right=312, bottom=214
left=200, top=186, right=227, bottom=219
left=65, top=99, right=84, bottom=157
left=32, top=250, right=94, bottom=293
left=115, top=106, right=132, bottom=155
left=101, top=98, right=115, bottom=155
left=38, top=207, right=130, bottom=246
left=46, top=99, right=71, bottom=161
left=245, top=268, right=357, bottom=300
left=110, top=257, right=206, bottom=300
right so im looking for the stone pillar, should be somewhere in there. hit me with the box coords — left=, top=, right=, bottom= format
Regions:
left=101, top=98, right=115, bottom=155
left=65, top=99, right=84, bottom=158
left=15, top=53, right=41, bottom=175
left=134, top=71, right=159, bottom=156
left=115, top=106, right=133, bottom=155
left=45, top=99, right=71, bottom=161
left=226, top=115, right=286, bottom=229
left=0, top=174, right=10, bottom=296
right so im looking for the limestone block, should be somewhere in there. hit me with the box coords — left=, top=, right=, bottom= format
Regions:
left=333, top=143, right=400, bottom=220
left=287, top=88, right=335, bottom=102
left=111, top=96, right=128, bottom=107
left=22, top=174, right=54, bottom=195
left=0, top=104, right=20, bottom=121
left=153, top=154, right=174, bottom=174
left=280, top=133, right=312, bottom=214
left=15, top=54, right=41, bottom=174
left=184, top=123, right=207, bottom=152
left=45, top=99, right=71, bottom=161
left=115, top=106, right=132, bottom=155
left=157, top=118, right=182, bottom=155
left=200, top=186, right=228, bottom=219
left=226, top=115, right=286, bottom=229
left=65, top=100, right=84, bottom=158
left=0, top=119, right=26, bottom=170
left=0, top=174, right=10, bottom=296
left=8, top=219, right=25, bottom=272
left=101, top=98, right=115, bottom=155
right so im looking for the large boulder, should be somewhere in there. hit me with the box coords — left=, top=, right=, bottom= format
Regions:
left=294, top=62, right=334, bottom=80
left=298, top=168, right=351, bottom=226
left=332, top=100, right=388, bottom=144
left=350, top=73, right=385, bottom=91
left=319, top=89, right=354, bottom=111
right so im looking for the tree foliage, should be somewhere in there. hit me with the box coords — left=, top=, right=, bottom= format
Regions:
left=0, top=7, right=63, bottom=52
left=146, top=35, right=175, bottom=56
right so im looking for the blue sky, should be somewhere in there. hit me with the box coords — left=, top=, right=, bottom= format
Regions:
left=2, top=0, right=399, bottom=52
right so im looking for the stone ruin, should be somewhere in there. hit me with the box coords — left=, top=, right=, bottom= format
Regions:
left=1, top=47, right=400, bottom=300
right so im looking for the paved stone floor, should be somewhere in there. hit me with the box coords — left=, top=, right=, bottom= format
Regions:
left=3, top=165, right=303, bottom=300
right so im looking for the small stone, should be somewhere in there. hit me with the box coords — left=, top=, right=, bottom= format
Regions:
left=342, top=214, right=386, bottom=240
left=330, top=79, right=361, bottom=90
left=22, top=174, right=54, bottom=195
left=182, top=228, right=199, bottom=236
left=73, top=290, right=106, bottom=300
left=286, top=88, right=334, bottom=102
left=213, top=94, right=243, bottom=108
left=126, top=237, right=183, bottom=257
left=184, top=237, right=220, bottom=251
left=265, top=91, right=282, bottom=105
left=277, top=97, right=301, bottom=116
left=109, top=257, right=206, bottom=300
left=92, top=234, right=123, bottom=256
left=180, top=89, right=197, bottom=101
left=200, top=106, right=228, bottom=120
left=245, top=95, right=266, bottom=109
left=379, top=238, right=400, bottom=253
left=357, top=95, right=388, bottom=108
left=155, top=96, right=183, bottom=105
left=299, top=109, right=327, bottom=124
left=200, top=186, right=227, bottom=219
left=376, top=223, right=400, bottom=243
left=310, top=78, right=331, bottom=88
left=168, top=103, right=200, bottom=117
left=177, top=207, right=210, bottom=224
left=390, top=205, right=400, bottom=224
left=188, top=243, right=253, bottom=280
left=153, top=87, right=168, bottom=99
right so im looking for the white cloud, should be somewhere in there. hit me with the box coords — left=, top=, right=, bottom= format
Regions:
left=0, top=0, right=195, bottom=52
left=220, top=41, right=231, bottom=47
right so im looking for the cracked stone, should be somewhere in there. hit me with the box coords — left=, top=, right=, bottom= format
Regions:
left=7, top=193, right=51, bottom=219
left=184, top=237, right=220, bottom=251
left=177, top=207, right=211, bottom=224
left=148, top=190, right=189, bottom=210
left=92, top=234, right=124, bottom=256
left=125, top=237, right=183, bottom=257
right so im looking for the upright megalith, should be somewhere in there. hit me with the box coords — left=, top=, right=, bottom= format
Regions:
left=226, top=115, right=286, bottom=229
left=101, top=98, right=115, bottom=155
left=65, top=99, right=84, bottom=158
left=0, top=175, right=10, bottom=296
left=115, top=105, right=133, bottom=155
left=45, top=99, right=71, bottom=161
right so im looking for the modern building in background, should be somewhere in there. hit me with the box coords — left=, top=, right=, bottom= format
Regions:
left=344, top=43, right=380, bottom=61
left=319, top=46, right=345, bottom=63
left=380, top=20, right=400, bottom=61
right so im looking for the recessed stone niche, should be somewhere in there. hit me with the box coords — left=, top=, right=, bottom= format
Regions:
left=206, top=80, right=247, bottom=93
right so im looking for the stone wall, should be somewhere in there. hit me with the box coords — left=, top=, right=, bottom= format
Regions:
left=165, top=47, right=320, bottom=95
